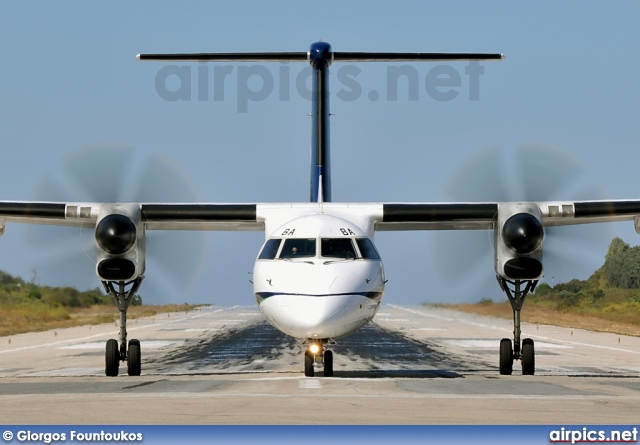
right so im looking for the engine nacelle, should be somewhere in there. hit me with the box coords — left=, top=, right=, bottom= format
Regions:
left=95, top=204, right=145, bottom=281
left=495, top=203, right=544, bottom=280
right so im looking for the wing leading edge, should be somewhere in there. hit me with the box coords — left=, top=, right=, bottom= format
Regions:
left=375, top=200, right=640, bottom=232
left=0, top=202, right=263, bottom=231
left=2, top=200, right=640, bottom=234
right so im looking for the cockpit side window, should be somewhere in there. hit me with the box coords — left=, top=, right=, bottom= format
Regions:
left=280, top=238, right=316, bottom=258
left=258, top=239, right=282, bottom=260
left=355, top=238, right=380, bottom=260
left=321, top=238, right=356, bottom=259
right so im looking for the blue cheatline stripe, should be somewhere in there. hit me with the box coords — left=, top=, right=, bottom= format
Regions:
left=1, top=425, right=628, bottom=444
left=255, top=291, right=383, bottom=304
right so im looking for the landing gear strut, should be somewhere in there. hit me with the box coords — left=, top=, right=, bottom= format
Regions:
left=304, top=340, right=333, bottom=377
left=103, top=277, right=143, bottom=377
left=496, top=276, right=537, bottom=376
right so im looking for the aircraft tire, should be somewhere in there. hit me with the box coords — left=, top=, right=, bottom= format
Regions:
left=127, top=339, right=141, bottom=376
left=521, top=338, right=535, bottom=375
left=324, top=350, right=333, bottom=377
left=304, top=350, right=314, bottom=377
left=105, top=339, right=120, bottom=377
left=499, top=338, right=513, bottom=375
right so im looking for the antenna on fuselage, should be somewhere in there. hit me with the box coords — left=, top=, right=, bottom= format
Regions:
left=137, top=44, right=503, bottom=204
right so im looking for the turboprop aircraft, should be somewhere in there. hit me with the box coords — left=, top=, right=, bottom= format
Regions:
left=3, top=41, right=640, bottom=377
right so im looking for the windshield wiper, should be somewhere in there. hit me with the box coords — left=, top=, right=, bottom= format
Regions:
left=281, top=258, right=315, bottom=265
left=323, top=258, right=356, bottom=265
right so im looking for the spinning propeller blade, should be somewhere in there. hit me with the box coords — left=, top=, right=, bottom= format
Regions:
left=432, top=143, right=612, bottom=293
left=23, top=144, right=209, bottom=303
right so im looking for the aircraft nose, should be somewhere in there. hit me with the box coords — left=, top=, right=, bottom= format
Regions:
left=287, top=296, right=344, bottom=329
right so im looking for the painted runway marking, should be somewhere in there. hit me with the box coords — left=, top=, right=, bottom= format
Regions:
left=24, top=367, right=101, bottom=377
left=299, top=379, right=322, bottom=389
left=443, top=339, right=571, bottom=349
left=59, top=340, right=183, bottom=350
left=0, top=308, right=230, bottom=355
left=390, top=305, right=640, bottom=355
left=20, top=391, right=634, bottom=401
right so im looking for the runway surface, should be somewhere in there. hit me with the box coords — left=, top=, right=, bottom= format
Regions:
left=1, top=304, right=640, bottom=424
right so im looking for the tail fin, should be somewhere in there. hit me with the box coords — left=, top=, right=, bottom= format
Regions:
left=309, top=42, right=332, bottom=203
left=137, top=43, right=503, bottom=203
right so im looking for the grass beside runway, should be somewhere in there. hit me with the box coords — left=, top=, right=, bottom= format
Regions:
left=438, top=238, right=640, bottom=337
left=436, top=299, right=640, bottom=337
left=0, top=303, right=207, bottom=337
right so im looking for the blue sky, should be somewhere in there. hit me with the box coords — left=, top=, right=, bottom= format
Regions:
left=1, top=1, right=639, bottom=305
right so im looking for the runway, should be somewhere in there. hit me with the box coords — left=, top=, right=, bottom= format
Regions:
left=1, top=304, right=640, bottom=424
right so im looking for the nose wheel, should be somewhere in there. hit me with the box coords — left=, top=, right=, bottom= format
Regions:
left=304, top=350, right=314, bottom=377
left=323, top=350, right=333, bottom=376
left=304, top=340, right=333, bottom=377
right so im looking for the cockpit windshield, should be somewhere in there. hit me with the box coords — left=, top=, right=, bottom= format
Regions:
left=321, top=238, right=356, bottom=259
left=280, top=238, right=316, bottom=258
left=259, top=236, right=381, bottom=261
left=355, top=238, right=380, bottom=260
left=258, top=239, right=281, bottom=260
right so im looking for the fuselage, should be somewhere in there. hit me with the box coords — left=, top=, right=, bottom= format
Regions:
left=252, top=214, right=385, bottom=339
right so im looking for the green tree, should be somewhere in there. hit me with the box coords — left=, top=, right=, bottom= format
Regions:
left=556, top=279, right=585, bottom=294
left=534, top=282, right=552, bottom=297
left=605, top=237, right=629, bottom=262
left=605, top=243, right=640, bottom=288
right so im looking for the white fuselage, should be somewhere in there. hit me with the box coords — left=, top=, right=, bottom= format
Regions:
left=252, top=214, right=385, bottom=339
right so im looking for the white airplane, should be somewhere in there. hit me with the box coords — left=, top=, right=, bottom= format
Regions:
left=2, top=42, right=640, bottom=378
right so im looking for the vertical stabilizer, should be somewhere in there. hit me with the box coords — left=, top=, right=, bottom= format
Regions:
left=309, top=42, right=332, bottom=203
left=137, top=43, right=503, bottom=205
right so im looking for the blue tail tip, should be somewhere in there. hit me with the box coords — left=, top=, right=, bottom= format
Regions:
left=309, top=41, right=332, bottom=69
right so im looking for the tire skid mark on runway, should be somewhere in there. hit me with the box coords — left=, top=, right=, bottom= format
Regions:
left=337, top=323, right=480, bottom=376
left=0, top=308, right=230, bottom=355
left=150, top=320, right=297, bottom=372
left=149, top=319, right=485, bottom=377
left=121, top=380, right=159, bottom=390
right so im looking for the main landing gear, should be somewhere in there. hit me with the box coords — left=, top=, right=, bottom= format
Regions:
left=304, top=340, right=333, bottom=377
left=103, top=277, right=143, bottom=377
left=496, top=276, right=537, bottom=376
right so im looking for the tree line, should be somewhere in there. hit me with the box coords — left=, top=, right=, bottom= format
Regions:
left=0, top=270, right=142, bottom=308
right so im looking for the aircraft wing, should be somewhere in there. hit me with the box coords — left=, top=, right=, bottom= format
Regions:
left=0, top=202, right=264, bottom=231
left=374, top=200, right=640, bottom=231
left=3, top=198, right=640, bottom=298
left=3, top=200, right=640, bottom=233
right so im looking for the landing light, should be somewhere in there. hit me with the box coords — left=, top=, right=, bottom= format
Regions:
left=309, top=344, right=320, bottom=354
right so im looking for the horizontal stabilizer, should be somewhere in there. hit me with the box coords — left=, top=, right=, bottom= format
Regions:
left=137, top=52, right=504, bottom=63
left=332, top=52, right=504, bottom=62
left=136, top=52, right=309, bottom=62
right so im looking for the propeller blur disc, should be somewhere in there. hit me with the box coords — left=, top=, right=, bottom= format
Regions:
left=23, top=144, right=209, bottom=303
left=431, top=142, right=613, bottom=297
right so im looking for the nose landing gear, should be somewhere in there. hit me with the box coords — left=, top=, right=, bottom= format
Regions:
left=103, top=278, right=143, bottom=377
left=497, top=276, right=537, bottom=376
left=304, top=340, right=333, bottom=377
